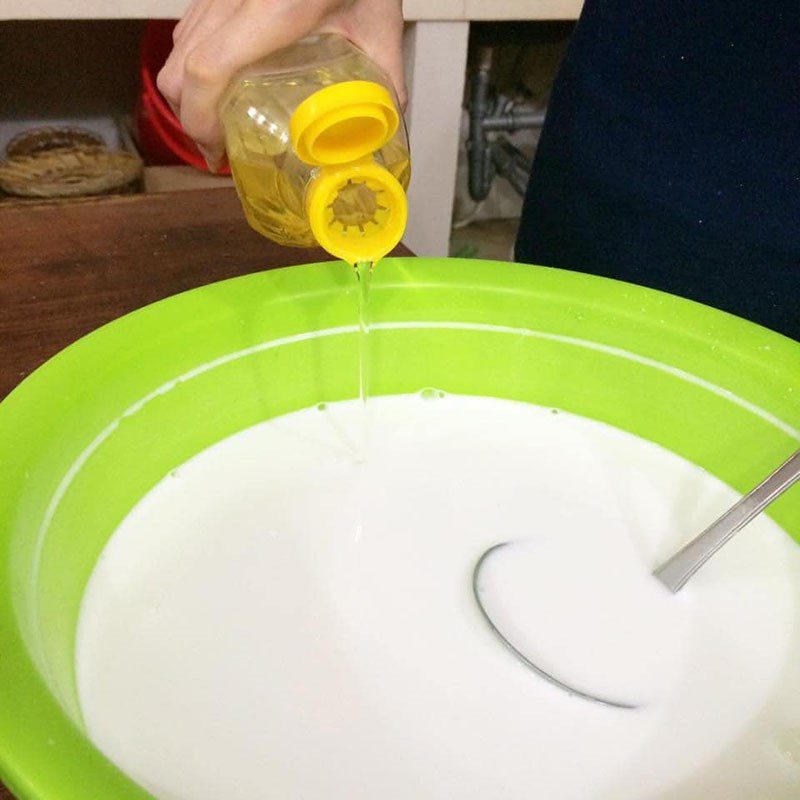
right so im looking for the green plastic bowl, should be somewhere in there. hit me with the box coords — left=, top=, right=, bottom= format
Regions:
left=1, top=257, right=798, bottom=799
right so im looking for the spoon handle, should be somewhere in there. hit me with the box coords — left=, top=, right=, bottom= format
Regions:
left=654, top=448, right=800, bottom=593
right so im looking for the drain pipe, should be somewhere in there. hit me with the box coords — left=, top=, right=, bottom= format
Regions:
left=467, top=46, right=496, bottom=202
left=489, top=137, right=530, bottom=196
left=466, top=47, right=546, bottom=201
left=482, top=110, right=546, bottom=132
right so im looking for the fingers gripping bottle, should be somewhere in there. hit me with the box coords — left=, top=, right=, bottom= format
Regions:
left=220, top=34, right=410, bottom=265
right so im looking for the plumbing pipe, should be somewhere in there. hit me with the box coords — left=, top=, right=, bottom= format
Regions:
left=482, top=110, right=546, bottom=133
left=467, top=46, right=496, bottom=202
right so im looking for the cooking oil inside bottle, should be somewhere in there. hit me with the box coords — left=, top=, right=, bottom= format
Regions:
left=228, top=152, right=313, bottom=247
left=227, top=138, right=409, bottom=246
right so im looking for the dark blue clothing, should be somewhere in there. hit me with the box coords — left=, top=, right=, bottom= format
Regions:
left=516, top=0, right=799, bottom=339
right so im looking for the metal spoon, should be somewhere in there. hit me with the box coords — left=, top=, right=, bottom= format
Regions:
left=473, top=448, right=800, bottom=709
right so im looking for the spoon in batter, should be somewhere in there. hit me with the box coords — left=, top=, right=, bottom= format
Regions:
left=473, top=448, right=800, bottom=709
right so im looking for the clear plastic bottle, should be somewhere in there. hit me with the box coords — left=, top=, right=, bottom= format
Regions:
left=220, top=34, right=410, bottom=265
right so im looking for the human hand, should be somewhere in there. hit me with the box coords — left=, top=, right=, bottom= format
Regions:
left=157, top=0, right=406, bottom=172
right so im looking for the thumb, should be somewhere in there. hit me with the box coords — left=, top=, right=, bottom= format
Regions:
left=324, top=4, right=407, bottom=108
left=360, top=31, right=407, bottom=109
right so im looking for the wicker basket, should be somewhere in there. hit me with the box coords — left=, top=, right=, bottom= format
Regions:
left=5, top=127, right=106, bottom=159
left=0, top=146, right=143, bottom=198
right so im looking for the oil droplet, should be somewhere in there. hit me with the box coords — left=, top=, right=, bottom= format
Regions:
left=419, top=387, right=443, bottom=401
left=550, top=408, right=560, bottom=415
left=316, top=402, right=328, bottom=412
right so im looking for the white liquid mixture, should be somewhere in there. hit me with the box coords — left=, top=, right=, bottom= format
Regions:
left=76, top=394, right=800, bottom=799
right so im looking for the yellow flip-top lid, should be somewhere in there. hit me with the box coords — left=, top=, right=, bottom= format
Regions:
left=290, top=80, right=399, bottom=166
left=307, top=159, right=407, bottom=264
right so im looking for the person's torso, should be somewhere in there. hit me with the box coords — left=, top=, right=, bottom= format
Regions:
left=549, top=0, right=800, bottom=249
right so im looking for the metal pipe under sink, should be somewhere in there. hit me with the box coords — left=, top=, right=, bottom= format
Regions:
left=467, top=45, right=546, bottom=202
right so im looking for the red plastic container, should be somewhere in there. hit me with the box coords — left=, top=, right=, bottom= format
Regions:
left=133, top=20, right=230, bottom=174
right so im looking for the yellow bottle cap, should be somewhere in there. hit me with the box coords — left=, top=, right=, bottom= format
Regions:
left=290, top=80, right=399, bottom=166
left=307, top=159, right=407, bottom=264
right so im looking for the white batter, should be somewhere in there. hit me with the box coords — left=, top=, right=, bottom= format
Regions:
left=76, top=394, right=800, bottom=800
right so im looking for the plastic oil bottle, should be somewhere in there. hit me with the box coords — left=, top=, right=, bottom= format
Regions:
left=220, top=34, right=410, bottom=266
left=220, top=34, right=410, bottom=434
